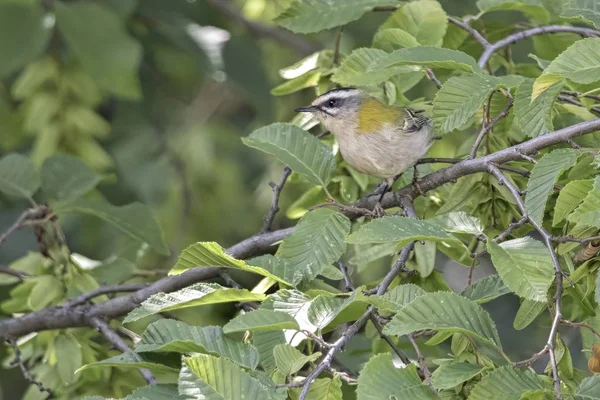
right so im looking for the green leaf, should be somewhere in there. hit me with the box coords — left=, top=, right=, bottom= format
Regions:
left=368, top=284, right=426, bottom=312
left=124, top=283, right=266, bottom=323
left=184, top=354, right=286, bottom=400
left=289, top=377, right=342, bottom=400
left=487, top=237, right=554, bottom=302
left=277, top=209, right=350, bottom=284
left=433, top=74, right=523, bottom=133
left=0, top=153, right=40, bottom=200
left=568, top=176, right=600, bottom=228
left=271, top=71, right=321, bottom=96
left=380, top=0, right=448, bottom=46
left=468, top=366, right=549, bottom=400
left=349, top=242, right=398, bottom=265
left=540, top=38, right=600, bottom=85
left=371, top=47, right=481, bottom=73
left=513, top=299, right=546, bottom=330
left=562, top=0, right=600, bottom=28
left=169, top=242, right=289, bottom=284
left=384, top=292, right=502, bottom=348
left=41, top=154, right=101, bottom=202
left=430, top=363, right=485, bottom=390
left=266, top=290, right=319, bottom=339
left=306, top=291, right=367, bottom=328
left=55, top=3, right=142, bottom=99
left=134, top=320, right=259, bottom=369
left=373, top=29, right=420, bottom=52
left=273, top=344, right=321, bottom=376
left=0, top=2, right=51, bottom=79
left=29, top=275, right=63, bottom=311
left=525, top=148, right=579, bottom=225
left=357, top=353, right=436, bottom=400
left=223, top=310, right=300, bottom=334
left=247, top=255, right=301, bottom=288
left=575, top=375, right=600, bottom=400
left=514, top=78, right=564, bottom=138
left=55, top=198, right=169, bottom=255
left=414, top=241, right=436, bottom=277
left=78, top=351, right=180, bottom=374
left=476, top=0, right=550, bottom=22
left=461, top=275, right=511, bottom=304
left=123, top=384, right=184, bottom=400
left=553, top=179, right=594, bottom=226
left=274, top=0, right=398, bottom=34
left=331, top=47, right=420, bottom=87
left=54, top=333, right=82, bottom=385
left=243, top=123, right=335, bottom=188
left=432, top=212, right=484, bottom=235
left=346, top=216, right=461, bottom=246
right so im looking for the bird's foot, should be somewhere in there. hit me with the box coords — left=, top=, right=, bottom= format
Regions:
left=371, top=202, right=387, bottom=218
left=411, top=166, right=427, bottom=197
left=367, top=181, right=388, bottom=198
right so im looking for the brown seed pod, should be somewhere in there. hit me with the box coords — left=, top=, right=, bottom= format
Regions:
left=593, top=344, right=600, bottom=358
left=589, top=356, right=600, bottom=373
left=574, top=241, right=600, bottom=262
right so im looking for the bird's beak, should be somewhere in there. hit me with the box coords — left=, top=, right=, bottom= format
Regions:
left=294, top=105, right=319, bottom=113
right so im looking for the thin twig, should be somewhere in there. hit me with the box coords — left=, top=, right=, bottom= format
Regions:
left=417, top=158, right=530, bottom=177
left=561, top=319, right=600, bottom=340
left=333, top=27, right=344, bottom=66
left=219, top=271, right=257, bottom=311
left=552, top=235, right=600, bottom=244
left=63, top=283, right=148, bottom=308
left=0, top=207, right=48, bottom=247
left=89, top=317, right=156, bottom=384
left=9, top=339, right=54, bottom=399
left=262, top=167, right=292, bottom=233
left=424, top=68, right=442, bottom=89
left=470, top=90, right=514, bottom=159
left=448, top=16, right=491, bottom=47
left=487, top=164, right=563, bottom=398
left=0, top=266, right=30, bottom=281
left=513, top=346, right=549, bottom=367
left=370, top=315, right=412, bottom=366
left=408, top=334, right=432, bottom=387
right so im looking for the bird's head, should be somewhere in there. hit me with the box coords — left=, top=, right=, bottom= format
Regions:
left=295, top=87, right=363, bottom=134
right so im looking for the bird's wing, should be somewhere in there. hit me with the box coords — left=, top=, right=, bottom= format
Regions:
left=402, top=108, right=430, bottom=133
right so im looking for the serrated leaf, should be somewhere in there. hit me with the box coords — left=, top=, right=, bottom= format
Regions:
left=223, top=310, right=300, bottom=334
left=78, top=351, right=180, bottom=374
left=289, top=377, right=342, bottom=400
left=243, top=123, right=335, bottom=187
left=124, top=384, right=184, bottom=400
left=0, top=2, right=51, bottom=79
left=307, top=291, right=367, bottom=328
left=277, top=209, right=350, bottom=284
left=346, top=216, right=461, bottom=246
left=468, top=366, right=549, bottom=400
left=432, top=212, right=484, bottom=235
left=124, top=283, right=266, bottom=323
left=575, top=375, right=600, bottom=399
left=41, top=154, right=101, bottom=202
left=461, top=275, right=511, bottom=304
left=384, top=292, right=502, bottom=349
left=253, top=331, right=286, bottom=372
left=513, top=299, right=546, bottom=330
left=514, top=78, right=564, bottom=138
left=56, top=198, right=169, bottom=255
left=431, top=363, right=485, bottom=390
left=0, top=153, right=40, bottom=200
left=367, top=284, right=426, bottom=312
left=169, top=242, right=289, bottom=284
left=379, top=0, right=448, bottom=46
left=371, top=46, right=480, bottom=73
left=373, top=29, right=420, bottom=52
left=134, top=320, right=259, bottom=369
left=525, top=148, right=579, bottom=225
left=553, top=179, right=594, bottom=226
left=273, top=344, right=321, bottom=376
left=357, top=353, right=437, bottom=400
left=274, top=0, right=398, bottom=34
left=476, top=0, right=550, bottom=23
left=248, top=255, right=301, bottom=288
left=55, top=3, right=142, bottom=99
left=266, top=290, right=319, bottom=340
left=331, top=47, right=420, bottom=87
left=487, top=237, right=554, bottom=302
left=568, top=176, right=600, bottom=228
left=184, top=354, right=286, bottom=400
left=433, top=74, right=524, bottom=134
left=540, top=38, right=600, bottom=85
left=562, top=0, right=600, bottom=28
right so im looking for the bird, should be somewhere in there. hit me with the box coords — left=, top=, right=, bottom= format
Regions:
left=295, top=87, right=433, bottom=215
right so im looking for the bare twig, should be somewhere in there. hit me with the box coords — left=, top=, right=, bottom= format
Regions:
left=424, top=68, right=442, bottom=89
left=448, top=16, right=491, bottom=47
left=487, top=164, right=563, bottom=398
left=0, top=266, right=30, bottom=281
left=63, top=283, right=148, bottom=308
left=552, top=235, right=600, bottom=244
left=205, top=0, right=318, bottom=55
left=513, top=346, right=550, bottom=367
left=333, top=26, right=344, bottom=66
left=561, top=319, right=600, bottom=340
left=261, top=167, right=292, bottom=233
left=479, top=25, right=600, bottom=68
left=470, top=90, right=514, bottom=159
left=89, top=317, right=156, bottom=385
left=9, top=339, right=54, bottom=399
left=0, top=207, right=48, bottom=247
left=407, top=334, right=432, bottom=387
left=417, top=158, right=530, bottom=177
left=370, top=315, right=412, bottom=365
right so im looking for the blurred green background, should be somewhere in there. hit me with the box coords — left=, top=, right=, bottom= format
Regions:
left=0, top=0, right=586, bottom=398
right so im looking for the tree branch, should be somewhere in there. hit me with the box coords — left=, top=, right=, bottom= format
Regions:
left=448, top=16, right=491, bottom=48
left=63, top=283, right=148, bottom=308
left=261, top=167, right=291, bottom=233
left=469, top=89, right=514, bottom=159
left=9, top=339, right=54, bottom=399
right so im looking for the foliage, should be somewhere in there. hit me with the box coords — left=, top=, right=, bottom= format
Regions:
left=1, top=1, right=600, bottom=400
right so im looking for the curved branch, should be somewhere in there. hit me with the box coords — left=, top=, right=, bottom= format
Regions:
left=478, top=25, right=600, bottom=68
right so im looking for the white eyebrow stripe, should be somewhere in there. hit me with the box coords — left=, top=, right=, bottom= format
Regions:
left=316, top=89, right=360, bottom=103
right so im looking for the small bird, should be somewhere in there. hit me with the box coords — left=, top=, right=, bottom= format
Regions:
left=295, top=87, right=433, bottom=213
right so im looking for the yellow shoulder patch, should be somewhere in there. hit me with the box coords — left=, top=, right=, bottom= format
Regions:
left=357, top=98, right=400, bottom=134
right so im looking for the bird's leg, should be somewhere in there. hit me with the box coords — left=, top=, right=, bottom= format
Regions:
left=372, top=178, right=394, bottom=218
left=411, top=165, right=426, bottom=197
left=367, top=180, right=389, bottom=198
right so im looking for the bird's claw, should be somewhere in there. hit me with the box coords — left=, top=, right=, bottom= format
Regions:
left=371, top=203, right=387, bottom=218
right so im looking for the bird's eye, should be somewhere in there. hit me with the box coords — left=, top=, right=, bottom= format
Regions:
left=328, top=99, right=337, bottom=107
